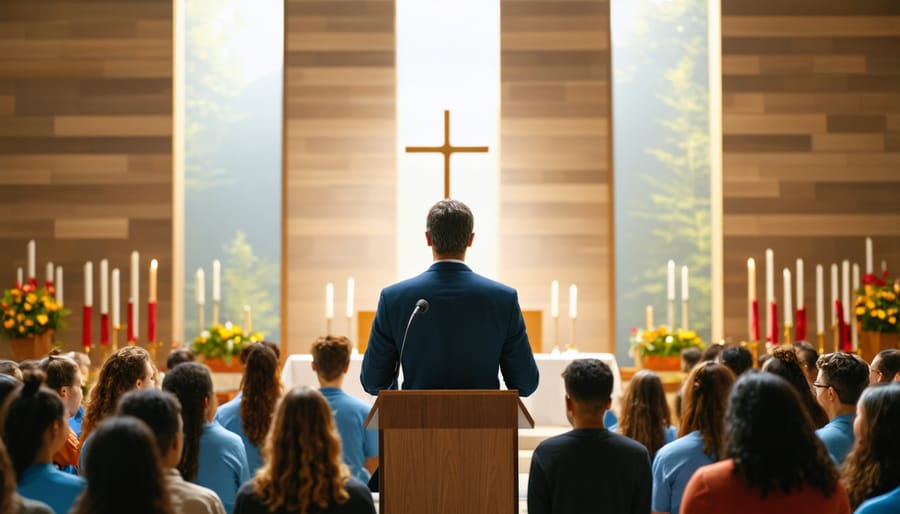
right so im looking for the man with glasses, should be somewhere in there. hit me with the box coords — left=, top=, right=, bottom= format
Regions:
left=813, top=352, right=870, bottom=466
left=869, top=349, right=900, bottom=384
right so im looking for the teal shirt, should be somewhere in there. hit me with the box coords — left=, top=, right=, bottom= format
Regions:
left=197, top=421, right=250, bottom=514
left=215, top=393, right=265, bottom=476
left=18, top=463, right=86, bottom=514
left=652, top=430, right=714, bottom=514
left=815, top=413, right=855, bottom=466
left=856, top=486, right=900, bottom=514
left=320, top=387, right=378, bottom=483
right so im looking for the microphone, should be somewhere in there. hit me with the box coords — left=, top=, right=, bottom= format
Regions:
left=395, top=299, right=429, bottom=386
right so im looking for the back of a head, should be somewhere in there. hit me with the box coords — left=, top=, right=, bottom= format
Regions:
left=117, top=388, right=182, bottom=458
left=763, top=348, right=828, bottom=427
left=816, top=352, right=870, bottom=405
left=719, top=346, right=753, bottom=377
left=239, top=342, right=282, bottom=446
left=680, top=361, right=735, bottom=459
left=701, top=343, right=725, bottom=362
left=726, top=372, right=836, bottom=498
left=426, top=199, right=474, bottom=255
left=0, top=360, right=22, bottom=381
left=1, top=371, right=65, bottom=477
left=563, top=358, right=613, bottom=414
left=0, top=374, right=21, bottom=411
left=681, top=347, right=702, bottom=371
left=874, top=349, right=900, bottom=383
left=161, top=362, right=212, bottom=481
left=793, top=342, right=819, bottom=383
left=76, top=417, right=171, bottom=514
left=241, top=340, right=280, bottom=365
left=39, top=351, right=79, bottom=391
left=165, top=348, right=195, bottom=371
left=311, top=335, right=352, bottom=381
left=843, top=383, right=900, bottom=508
left=620, top=369, right=670, bottom=458
left=84, top=346, right=152, bottom=439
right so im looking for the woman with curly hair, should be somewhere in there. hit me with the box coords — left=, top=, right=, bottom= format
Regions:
left=215, top=341, right=282, bottom=475
left=70, top=417, right=172, bottom=514
left=38, top=351, right=83, bottom=473
left=1, top=371, right=86, bottom=514
left=612, top=370, right=675, bottom=459
left=842, top=383, right=900, bottom=513
left=80, top=346, right=156, bottom=445
left=234, top=386, right=375, bottom=514
left=652, top=361, right=735, bottom=514
left=762, top=347, right=829, bottom=428
left=681, top=373, right=850, bottom=514
left=163, top=362, right=249, bottom=513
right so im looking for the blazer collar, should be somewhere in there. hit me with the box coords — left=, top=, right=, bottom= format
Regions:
left=428, top=260, right=471, bottom=272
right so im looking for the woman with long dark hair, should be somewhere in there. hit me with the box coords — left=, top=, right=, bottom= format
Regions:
left=233, top=386, right=375, bottom=514
left=762, top=347, right=829, bottom=428
left=163, top=362, right=249, bottom=513
left=652, top=361, right=735, bottom=514
left=613, top=370, right=675, bottom=459
left=39, top=352, right=83, bottom=472
left=215, top=341, right=282, bottom=474
left=681, top=372, right=849, bottom=514
left=70, top=417, right=172, bottom=514
left=1, top=371, right=86, bottom=514
left=842, top=383, right=900, bottom=513
left=80, top=346, right=155, bottom=443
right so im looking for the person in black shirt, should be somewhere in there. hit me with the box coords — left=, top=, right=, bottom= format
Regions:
left=528, top=359, right=651, bottom=514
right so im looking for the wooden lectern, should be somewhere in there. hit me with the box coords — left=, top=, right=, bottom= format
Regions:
left=365, top=390, right=534, bottom=514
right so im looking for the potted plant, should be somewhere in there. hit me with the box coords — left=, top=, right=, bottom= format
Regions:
left=630, top=326, right=705, bottom=371
left=2, top=284, right=67, bottom=360
left=190, top=322, right=263, bottom=372
left=855, top=273, right=900, bottom=362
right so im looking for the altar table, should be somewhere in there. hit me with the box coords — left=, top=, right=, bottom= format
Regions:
left=281, top=352, right=621, bottom=427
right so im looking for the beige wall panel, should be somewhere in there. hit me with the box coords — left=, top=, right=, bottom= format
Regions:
left=54, top=218, right=129, bottom=239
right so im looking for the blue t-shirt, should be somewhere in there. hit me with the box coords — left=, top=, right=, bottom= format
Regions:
left=68, top=406, right=84, bottom=438
left=18, top=463, right=86, bottom=514
left=214, top=392, right=265, bottom=476
left=604, top=410, right=617, bottom=428
left=320, top=387, right=378, bottom=483
left=856, top=486, right=900, bottom=514
left=197, top=420, right=250, bottom=514
left=651, top=430, right=714, bottom=514
left=816, top=413, right=855, bottom=466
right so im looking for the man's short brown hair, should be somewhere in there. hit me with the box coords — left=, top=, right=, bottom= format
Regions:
left=311, top=335, right=352, bottom=381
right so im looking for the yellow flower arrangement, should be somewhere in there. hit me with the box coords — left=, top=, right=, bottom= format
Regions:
left=1, top=285, right=67, bottom=340
left=630, top=325, right=705, bottom=357
left=855, top=279, right=900, bottom=333
left=190, top=322, right=264, bottom=362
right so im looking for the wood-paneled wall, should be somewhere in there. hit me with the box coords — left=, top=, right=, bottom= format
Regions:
left=500, top=0, right=613, bottom=352
left=721, top=0, right=900, bottom=344
left=0, top=1, right=173, bottom=359
left=282, top=0, right=396, bottom=355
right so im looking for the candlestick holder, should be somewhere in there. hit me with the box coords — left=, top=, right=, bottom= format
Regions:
left=198, top=305, right=205, bottom=334
left=346, top=315, right=352, bottom=338
left=143, top=339, right=163, bottom=366
left=783, top=324, right=792, bottom=345
left=566, top=318, right=577, bottom=353
left=832, top=323, right=840, bottom=353
left=552, top=316, right=560, bottom=353
left=326, top=318, right=333, bottom=336
left=742, top=341, right=759, bottom=368
left=681, top=300, right=689, bottom=331
left=112, top=325, right=120, bottom=353
left=667, top=299, right=675, bottom=331
left=213, top=301, right=220, bottom=326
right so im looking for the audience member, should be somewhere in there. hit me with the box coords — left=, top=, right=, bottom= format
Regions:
left=653, top=361, right=735, bottom=514
left=612, top=369, right=675, bottom=459
left=118, top=389, right=226, bottom=514
left=763, top=348, right=829, bottom=428
left=701, top=343, right=725, bottom=363
left=165, top=349, right=195, bottom=371
left=311, top=336, right=378, bottom=483
left=681, top=347, right=702, bottom=373
left=80, top=346, right=156, bottom=444
left=842, top=383, right=900, bottom=513
left=163, top=362, right=248, bottom=513
left=793, top=342, right=820, bottom=386
left=0, top=371, right=86, bottom=514
left=17, top=360, right=40, bottom=374
left=868, top=349, right=900, bottom=384
left=718, top=345, right=753, bottom=377
left=64, top=352, right=90, bottom=438
left=681, top=372, right=849, bottom=514
left=215, top=341, right=282, bottom=476
left=0, top=360, right=23, bottom=381
left=527, top=359, right=651, bottom=514
left=70, top=417, right=172, bottom=514
left=814, top=352, right=869, bottom=466
left=38, top=352, right=83, bottom=472
left=0, top=373, right=21, bottom=406
left=233, top=386, right=376, bottom=514
left=0, top=437, right=52, bottom=514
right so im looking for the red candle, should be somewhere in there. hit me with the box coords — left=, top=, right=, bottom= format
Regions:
left=796, top=306, right=807, bottom=341
left=148, top=302, right=157, bottom=343
left=82, top=305, right=92, bottom=351
left=769, top=301, right=779, bottom=344
left=100, top=313, right=110, bottom=346
left=128, top=301, right=136, bottom=343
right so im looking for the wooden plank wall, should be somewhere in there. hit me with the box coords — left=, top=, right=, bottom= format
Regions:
left=500, top=0, right=613, bottom=352
left=283, top=0, right=396, bottom=355
left=0, top=1, right=173, bottom=359
left=721, top=0, right=900, bottom=344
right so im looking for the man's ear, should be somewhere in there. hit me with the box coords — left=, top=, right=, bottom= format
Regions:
left=467, top=233, right=474, bottom=247
left=343, top=361, right=351, bottom=374
left=311, top=361, right=318, bottom=372
left=425, top=232, right=433, bottom=247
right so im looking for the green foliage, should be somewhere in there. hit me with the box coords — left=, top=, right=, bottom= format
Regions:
left=630, top=327, right=706, bottom=357
left=191, top=323, right=263, bottom=361
left=1, top=286, right=67, bottom=339
left=221, top=231, right=279, bottom=337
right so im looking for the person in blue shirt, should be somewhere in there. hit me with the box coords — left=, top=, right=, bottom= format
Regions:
left=311, top=335, right=378, bottom=483
left=842, top=382, right=900, bottom=512
left=609, top=369, right=675, bottom=459
left=814, top=352, right=869, bottom=467
left=163, top=362, right=250, bottom=513
left=652, top=361, right=735, bottom=514
left=215, top=341, right=282, bottom=476
left=2, top=371, right=85, bottom=514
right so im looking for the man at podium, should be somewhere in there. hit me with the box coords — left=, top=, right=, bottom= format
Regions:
left=361, top=199, right=539, bottom=396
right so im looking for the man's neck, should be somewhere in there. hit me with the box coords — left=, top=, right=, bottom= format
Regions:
left=318, top=375, right=344, bottom=389
left=831, top=404, right=856, bottom=420
left=432, top=252, right=466, bottom=262
left=571, top=413, right=606, bottom=430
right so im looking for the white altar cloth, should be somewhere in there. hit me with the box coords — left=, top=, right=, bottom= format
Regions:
left=280, top=352, right=621, bottom=427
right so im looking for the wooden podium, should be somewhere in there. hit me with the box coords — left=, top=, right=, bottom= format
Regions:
left=365, top=390, right=534, bottom=514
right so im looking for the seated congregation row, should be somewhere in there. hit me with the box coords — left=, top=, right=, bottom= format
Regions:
left=0, top=335, right=376, bottom=514
left=526, top=346, right=900, bottom=514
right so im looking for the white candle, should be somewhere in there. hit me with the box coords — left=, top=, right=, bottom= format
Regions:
left=212, top=259, right=221, bottom=302
left=681, top=266, right=689, bottom=300
left=84, top=262, right=93, bottom=307
left=550, top=280, right=559, bottom=318
left=27, top=240, right=35, bottom=280
left=100, top=259, right=109, bottom=314
left=830, top=264, right=838, bottom=325
left=816, top=265, right=824, bottom=334
left=765, top=249, right=774, bottom=302
left=842, top=260, right=850, bottom=323
left=796, top=259, right=804, bottom=309
left=346, top=277, right=355, bottom=318
left=667, top=260, right=676, bottom=300
left=645, top=305, right=653, bottom=330
left=783, top=268, right=792, bottom=325
left=325, top=283, right=334, bottom=319
left=55, top=267, right=63, bottom=306
left=196, top=268, right=205, bottom=305
left=46, top=262, right=54, bottom=285
left=882, top=260, right=888, bottom=273
left=149, top=259, right=158, bottom=302
left=244, top=305, right=252, bottom=332
left=865, top=237, right=873, bottom=275
left=16, top=268, right=23, bottom=287
left=852, top=263, right=860, bottom=349
left=747, top=258, right=756, bottom=302
left=131, top=251, right=139, bottom=335
left=111, top=268, right=120, bottom=326
left=569, top=284, right=578, bottom=319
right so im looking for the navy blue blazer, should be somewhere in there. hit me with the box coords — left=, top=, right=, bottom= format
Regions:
left=360, top=261, right=539, bottom=396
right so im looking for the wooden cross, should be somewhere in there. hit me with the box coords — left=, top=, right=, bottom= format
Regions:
left=405, top=110, right=489, bottom=198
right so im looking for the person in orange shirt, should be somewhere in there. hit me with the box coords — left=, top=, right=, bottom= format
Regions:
left=39, top=352, right=83, bottom=473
